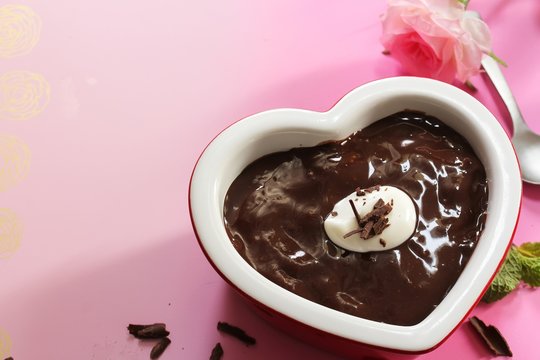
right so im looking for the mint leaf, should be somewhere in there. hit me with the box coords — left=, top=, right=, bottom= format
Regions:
left=521, top=257, right=540, bottom=287
left=482, top=247, right=521, bottom=303
left=482, top=243, right=540, bottom=302
left=516, top=243, right=540, bottom=287
left=517, top=242, right=540, bottom=257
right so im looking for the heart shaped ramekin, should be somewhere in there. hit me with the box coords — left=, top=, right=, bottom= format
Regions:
left=189, top=77, right=521, bottom=354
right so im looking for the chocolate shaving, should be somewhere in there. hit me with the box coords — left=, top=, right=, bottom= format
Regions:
left=356, top=186, right=381, bottom=196
left=4, top=357, right=13, bottom=360
left=363, top=185, right=380, bottom=194
left=138, top=324, right=169, bottom=339
left=331, top=211, right=338, bottom=217
left=128, top=323, right=169, bottom=339
left=210, top=343, right=224, bottom=360
left=373, top=198, right=385, bottom=209
left=343, top=228, right=362, bottom=238
left=358, top=220, right=374, bottom=239
left=469, top=316, right=513, bottom=357
left=128, top=323, right=172, bottom=359
left=127, top=323, right=165, bottom=336
left=217, top=322, right=256, bottom=346
left=379, top=238, right=387, bottom=247
left=150, top=337, right=171, bottom=359
left=373, top=217, right=390, bottom=234
left=345, top=197, right=393, bottom=240
left=348, top=199, right=363, bottom=227
left=369, top=203, right=392, bottom=218
left=128, top=324, right=146, bottom=335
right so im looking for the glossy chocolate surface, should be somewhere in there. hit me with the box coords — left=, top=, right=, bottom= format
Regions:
left=223, top=111, right=488, bottom=326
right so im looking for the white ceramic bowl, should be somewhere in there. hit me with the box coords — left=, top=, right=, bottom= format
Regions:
left=189, top=77, right=521, bottom=354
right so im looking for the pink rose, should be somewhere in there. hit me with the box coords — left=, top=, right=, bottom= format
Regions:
left=381, top=0, right=492, bottom=83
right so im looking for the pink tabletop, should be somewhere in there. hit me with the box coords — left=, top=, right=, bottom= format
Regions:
left=1, top=0, right=539, bottom=359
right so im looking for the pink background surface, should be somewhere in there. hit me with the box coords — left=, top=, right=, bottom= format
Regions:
left=1, top=0, right=539, bottom=359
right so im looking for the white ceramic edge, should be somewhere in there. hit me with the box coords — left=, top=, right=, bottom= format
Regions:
left=189, top=77, right=521, bottom=352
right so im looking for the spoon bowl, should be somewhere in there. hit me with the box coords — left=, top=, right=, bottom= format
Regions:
left=481, top=44, right=540, bottom=184
left=512, top=127, right=540, bottom=184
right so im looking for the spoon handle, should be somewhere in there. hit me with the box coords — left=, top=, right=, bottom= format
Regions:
left=481, top=54, right=527, bottom=134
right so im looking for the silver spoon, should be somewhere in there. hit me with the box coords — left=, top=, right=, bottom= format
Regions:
left=481, top=50, right=540, bottom=184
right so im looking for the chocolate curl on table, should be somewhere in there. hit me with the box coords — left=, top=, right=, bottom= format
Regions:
left=150, top=337, right=171, bottom=359
left=217, top=322, right=256, bottom=346
left=127, top=323, right=169, bottom=339
left=210, top=342, right=224, bottom=360
left=469, top=316, right=513, bottom=357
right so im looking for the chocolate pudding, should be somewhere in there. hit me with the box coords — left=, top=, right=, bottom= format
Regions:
left=223, top=111, right=488, bottom=326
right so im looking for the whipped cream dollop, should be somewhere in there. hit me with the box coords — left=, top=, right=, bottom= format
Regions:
left=324, top=185, right=417, bottom=252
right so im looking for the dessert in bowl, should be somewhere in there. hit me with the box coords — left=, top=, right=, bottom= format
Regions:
left=189, top=77, right=521, bottom=354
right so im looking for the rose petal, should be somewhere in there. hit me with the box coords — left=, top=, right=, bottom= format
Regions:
left=461, top=16, right=492, bottom=53
left=380, top=0, right=493, bottom=83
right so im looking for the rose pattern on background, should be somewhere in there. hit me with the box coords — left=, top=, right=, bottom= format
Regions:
left=0, top=134, right=31, bottom=193
left=0, top=70, right=50, bottom=121
left=0, top=4, right=41, bottom=58
left=0, top=4, right=44, bottom=356
left=0, top=208, right=22, bottom=259
left=0, top=327, right=11, bottom=359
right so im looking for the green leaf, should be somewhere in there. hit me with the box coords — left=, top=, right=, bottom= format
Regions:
left=521, top=257, right=540, bottom=287
left=517, top=242, right=540, bottom=257
left=482, top=247, right=522, bottom=303
left=483, top=243, right=540, bottom=302
left=516, top=243, right=540, bottom=287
